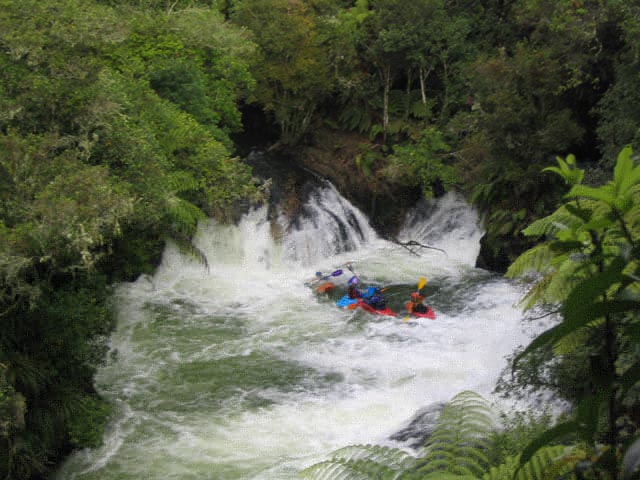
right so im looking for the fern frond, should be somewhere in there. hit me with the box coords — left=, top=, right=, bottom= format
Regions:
left=301, top=460, right=370, bottom=480
left=552, top=320, right=602, bottom=355
left=543, top=258, right=584, bottom=304
left=506, top=244, right=555, bottom=278
left=339, top=106, right=372, bottom=133
left=420, top=474, right=480, bottom=480
left=514, top=445, right=573, bottom=480
left=521, top=205, right=584, bottom=238
left=517, top=274, right=555, bottom=311
left=301, top=444, right=417, bottom=480
left=482, top=455, right=519, bottom=480
left=329, top=444, right=417, bottom=469
left=166, top=195, right=206, bottom=237
left=167, top=170, right=202, bottom=194
left=388, top=89, right=409, bottom=116
left=413, top=391, right=494, bottom=478
left=301, top=392, right=495, bottom=480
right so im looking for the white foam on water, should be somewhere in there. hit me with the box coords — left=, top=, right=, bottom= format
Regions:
left=56, top=185, right=544, bottom=480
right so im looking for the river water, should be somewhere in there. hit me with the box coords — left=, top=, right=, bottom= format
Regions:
left=57, top=185, right=544, bottom=479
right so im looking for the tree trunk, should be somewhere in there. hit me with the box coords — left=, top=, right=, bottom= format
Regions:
left=419, top=66, right=431, bottom=107
left=405, top=68, right=412, bottom=120
left=383, top=64, right=390, bottom=141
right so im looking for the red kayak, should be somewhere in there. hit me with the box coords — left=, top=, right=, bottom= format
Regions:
left=358, top=298, right=397, bottom=317
left=405, top=302, right=436, bottom=320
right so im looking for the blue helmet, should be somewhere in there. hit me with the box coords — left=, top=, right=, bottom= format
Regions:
left=348, top=276, right=360, bottom=286
left=315, top=271, right=322, bottom=277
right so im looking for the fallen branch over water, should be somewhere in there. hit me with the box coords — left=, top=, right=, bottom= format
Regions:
left=389, top=238, right=448, bottom=257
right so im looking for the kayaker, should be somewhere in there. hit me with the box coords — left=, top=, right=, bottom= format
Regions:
left=347, top=276, right=362, bottom=298
left=408, top=292, right=429, bottom=314
left=364, top=289, right=387, bottom=310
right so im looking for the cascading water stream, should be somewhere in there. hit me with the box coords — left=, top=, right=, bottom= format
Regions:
left=57, top=186, right=545, bottom=480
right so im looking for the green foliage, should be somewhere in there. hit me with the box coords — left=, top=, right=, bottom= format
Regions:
left=0, top=1, right=265, bottom=478
left=301, top=444, right=418, bottom=480
left=384, top=128, right=456, bottom=197
left=231, top=0, right=334, bottom=145
left=506, top=147, right=640, bottom=478
left=66, top=394, right=112, bottom=448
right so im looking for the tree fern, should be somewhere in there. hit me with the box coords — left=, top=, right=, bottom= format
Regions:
left=519, top=205, right=585, bottom=239
left=551, top=320, right=600, bottom=355
left=301, top=391, right=495, bottom=480
left=507, top=148, right=640, bottom=479
left=482, top=455, right=519, bottom=480
left=301, top=444, right=417, bottom=480
left=513, top=445, right=576, bottom=480
left=413, top=391, right=494, bottom=479
left=166, top=170, right=202, bottom=194
left=506, top=244, right=555, bottom=279
left=388, top=89, right=409, bottom=116
left=166, top=195, right=205, bottom=237
left=339, top=106, right=372, bottom=134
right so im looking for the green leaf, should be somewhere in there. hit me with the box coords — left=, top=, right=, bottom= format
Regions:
left=517, top=426, right=576, bottom=470
left=575, top=390, right=610, bottom=445
left=614, top=145, right=634, bottom=195
left=565, top=203, right=592, bottom=223
left=619, top=361, right=640, bottom=398
left=566, top=184, right=616, bottom=205
left=563, top=256, right=626, bottom=319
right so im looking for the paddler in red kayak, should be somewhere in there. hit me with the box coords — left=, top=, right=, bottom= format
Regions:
left=407, top=291, right=429, bottom=314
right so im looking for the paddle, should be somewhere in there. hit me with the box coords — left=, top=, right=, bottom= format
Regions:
left=306, top=269, right=343, bottom=286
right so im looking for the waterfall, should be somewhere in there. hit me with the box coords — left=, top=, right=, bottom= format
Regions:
left=56, top=182, right=543, bottom=480
left=398, top=191, right=484, bottom=267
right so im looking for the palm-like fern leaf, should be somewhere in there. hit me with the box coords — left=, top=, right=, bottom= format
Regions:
left=506, top=244, right=555, bottom=279
left=301, top=444, right=417, bottom=480
left=482, top=455, right=519, bottom=480
left=413, top=391, right=494, bottom=478
left=167, top=171, right=202, bottom=194
left=521, top=205, right=585, bottom=239
left=514, top=445, right=575, bottom=480
left=166, top=195, right=205, bottom=237
left=329, top=444, right=417, bottom=469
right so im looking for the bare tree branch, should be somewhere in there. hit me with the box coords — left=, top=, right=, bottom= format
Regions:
left=388, top=237, right=448, bottom=257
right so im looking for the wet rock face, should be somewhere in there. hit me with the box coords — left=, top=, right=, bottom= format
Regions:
left=475, top=234, right=512, bottom=274
left=244, top=143, right=421, bottom=239
left=475, top=232, right=535, bottom=274
left=389, top=402, right=446, bottom=449
left=290, top=131, right=423, bottom=238
left=244, top=149, right=324, bottom=221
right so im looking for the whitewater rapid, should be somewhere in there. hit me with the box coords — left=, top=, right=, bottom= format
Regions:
left=57, top=188, right=542, bottom=480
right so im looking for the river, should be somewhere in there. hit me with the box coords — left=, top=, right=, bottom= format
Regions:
left=56, top=183, right=544, bottom=479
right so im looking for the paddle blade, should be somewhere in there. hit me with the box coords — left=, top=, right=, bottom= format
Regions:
left=332, top=269, right=343, bottom=277
left=418, top=277, right=426, bottom=291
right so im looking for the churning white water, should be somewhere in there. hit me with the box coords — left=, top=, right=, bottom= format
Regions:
left=57, top=187, right=543, bottom=480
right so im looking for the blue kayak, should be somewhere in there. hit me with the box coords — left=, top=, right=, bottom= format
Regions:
left=336, top=286, right=376, bottom=308
left=336, top=287, right=397, bottom=317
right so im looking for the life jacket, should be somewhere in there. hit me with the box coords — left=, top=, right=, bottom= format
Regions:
left=348, top=286, right=360, bottom=299
left=413, top=303, right=428, bottom=313
left=367, top=295, right=386, bottom=310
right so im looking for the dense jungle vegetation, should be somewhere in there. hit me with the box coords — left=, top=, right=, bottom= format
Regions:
left=0, top=0, right=639, bottom=478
